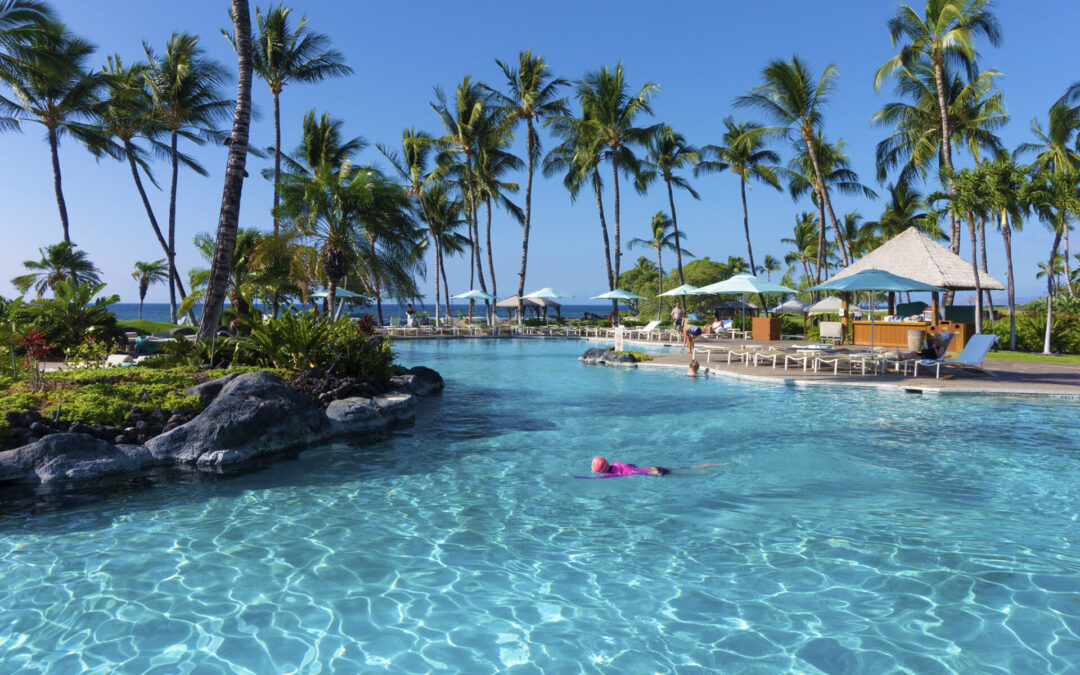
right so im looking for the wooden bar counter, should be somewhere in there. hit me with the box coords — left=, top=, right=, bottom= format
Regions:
left=852, top=320, right=930, bottom=347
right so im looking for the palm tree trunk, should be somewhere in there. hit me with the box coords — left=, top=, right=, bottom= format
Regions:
left=978, top=216, right=994, bottom=315
left=656, top=250, right=664, bottom=320
left=1044, top=226, right=1063, bottom=355
left=1064, top=224, right=1075, bottom=296
left=138, top=294, right=145, bottom=320
left=969, top=216, right=982, bottom=334
left=432, top=238, right=441, bottom=326
left=517, top=118, right=535, bottom=326
left=440, top=244, right=451, bottom=323
left=1001, top=211, right=1016, bottom=351
left=801, top=128, right=849, bottom=267
left=591, top=169, right=614, bottom=291
left=814, top=192, right=826, bottom=284
left=197, top=0, right=253, bottom=340
left=666, top=179, right=685, bottom=285
left=271, top=88, right=282, bottom=316
left=611, top=155, right=622, bottom=292
left=124, top=143, right=195, bottom=319
left=933, top=59, right=959, bottom=305
left=485, top=195, right=496, bottom=300
left=47, top=127, right=70, bottom=244
left=168, top=130, right=180, bottom=324
left=739, top=176, right=756, bottom=274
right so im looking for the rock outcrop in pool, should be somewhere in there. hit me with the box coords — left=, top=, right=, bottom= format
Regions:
left=579, top=347, right=640, bottom=366
left=0, top=367, right=443, bottom=485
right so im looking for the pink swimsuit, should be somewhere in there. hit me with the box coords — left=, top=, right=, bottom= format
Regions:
left=576, top=462, right=670, bottom=479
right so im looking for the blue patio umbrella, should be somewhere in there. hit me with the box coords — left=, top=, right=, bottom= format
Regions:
left=451, top=289, right=496, bottom=323
left=657, top=284, right=698, bottom=296
left=807, top=269, right=943, bottom=348
left=693, top=274, right=798, bottom=343
left=524, top=287, right=570, bottom=299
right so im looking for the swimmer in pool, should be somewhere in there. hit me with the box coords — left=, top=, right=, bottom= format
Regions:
left=581, top=456, right=727, bottom=478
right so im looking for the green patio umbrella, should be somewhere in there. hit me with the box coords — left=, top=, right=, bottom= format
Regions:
left=807, top=269, right=943, bottom=348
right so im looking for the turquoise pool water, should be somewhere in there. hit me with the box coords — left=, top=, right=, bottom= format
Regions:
left=2, top=338, right=1079, bottom=673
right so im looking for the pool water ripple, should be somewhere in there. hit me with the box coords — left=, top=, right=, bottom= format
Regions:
left=2, top=338, right=1080, bottom=672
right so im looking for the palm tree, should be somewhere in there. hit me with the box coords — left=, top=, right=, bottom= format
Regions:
left=627, top=210, right=693, bottom=317
left=876, top=0, right=1002, bottom=255
left=783, top=132, right=877, bottom=279
left=12, top=241, right=101, bottom=296
left=198, top=1, right=253, bottom=339
left=862, top=182, right=942, bottom=249
left=1017, top=101, right=1080, bottom=297
left=283, top=109, right=366, bottom=177
left=781, top=212, right=819, bottom=290
left=980, top=150, right=1027, bottom=350
left=420, top=182, right=469, bottom=322
left=737, top=56, right=851, bottom=268
left=1020, top=169, right=1080, bottom=354
left=696, top=117, right=781, bottom=276
left=144, top=32, right=231, bottom=324
left=378, top=128, right=441, bottom=320
left=472, top=126, right=523, bottom=302
left=431, top=76, right=493, bottom=316
left=96, top=55, right=198, bottom=322
left=936, top=167, right=989, bottom=333
left=228, top=3, right=351, bottom=238
left=0, top=21, right=108, bottom=243
left=0, top=1, right=53, bottom=92
left=574, top=63, right=658, bottom=294
left=637, top=125, right=698, bottom=285
left=182, top=229, right=265, bottom=319
left=131, top=259, right=168, bottom=320
left=544, top=106, right=614, bottom=292
left=485, top=50, right=568, bottom=323
left=759, top=255, right=781, bottom=282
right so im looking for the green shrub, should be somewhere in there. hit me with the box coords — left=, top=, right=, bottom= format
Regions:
left=29, top=280, right=123, bottom=351
left=986, top=310, right=1080, bottom=354
left=328, top=320, right=396, bottom=381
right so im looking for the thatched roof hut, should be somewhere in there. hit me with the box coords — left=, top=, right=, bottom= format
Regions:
left=831, top=228, right=1004, bottom=290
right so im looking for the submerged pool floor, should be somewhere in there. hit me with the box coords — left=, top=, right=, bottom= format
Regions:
left=2, top=339, right=1078, bottom=672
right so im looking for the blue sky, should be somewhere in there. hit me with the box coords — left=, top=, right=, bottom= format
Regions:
left=2, top=0, right=1078, bottom=305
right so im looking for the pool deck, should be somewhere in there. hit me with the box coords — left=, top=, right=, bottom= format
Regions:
left=629, top=339, right=1080, bottom=398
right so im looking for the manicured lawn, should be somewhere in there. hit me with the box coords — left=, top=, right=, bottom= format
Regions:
left=985, top=351, right=1080, bottom=364
left=118, top=319, right=181, bottom=335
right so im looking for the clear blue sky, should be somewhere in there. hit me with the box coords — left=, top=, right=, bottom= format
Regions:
left=2, top=0, right=1077, bottom=305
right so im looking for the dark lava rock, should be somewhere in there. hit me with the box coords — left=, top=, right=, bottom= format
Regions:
left=146, top=371, right=331, bottom=467
left=0, top=433, right=155, bottom=484
left=186, top=372, right=240, bottom=406
left=579, top=348, right=640, bottom=367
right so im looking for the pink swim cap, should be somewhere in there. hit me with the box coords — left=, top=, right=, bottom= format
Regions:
left=591, top=456, right=609, bottom=473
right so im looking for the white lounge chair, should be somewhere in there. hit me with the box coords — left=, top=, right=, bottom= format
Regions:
left=885, top=331, right=954, bottom=375
left=625, top=320, right=661, bottom=340
left=914, top=333, right=998, bottom=379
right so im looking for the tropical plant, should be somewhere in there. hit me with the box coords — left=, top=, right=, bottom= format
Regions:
left=637, top=125, right=698, bottom=284
left=0, top=0, right=53, bottom=134
left=933, top=166, right=990, bottom=333
left=131, top=259, right=168, bottom=320
left=485, top=50, right=568, bottom=323
left=627, top=210, right=693, bottom=317
left=782, top=212, right=820, bottom=289
left=862, top=182, right=940, bottom=250
left=573, top=63, right=658, bottom=296
left=758, top=255, right=781, bottom=282
left=0, top=20, right=108, bottom=242
left=281, top=109, right=365, bottom=177
left=229, top=3, right=351, bottom=238
left=12, top=241, right=101, bottom=296
left=469, top=113, right=523, bottom=300
left=242, top=308, right=333, bottom=370
left=696, top=117, right=781, bottom=276
left=737, top=56, right=850, bottom=268
left=143, top=32, right=231, bottom=324
left=180, top=229, right=265, bottom=319
left=29, top=279, right=121, bottom=350
left=199, top=1, right=255, bottom=339
left=875, top=0, right=1002, bottom=254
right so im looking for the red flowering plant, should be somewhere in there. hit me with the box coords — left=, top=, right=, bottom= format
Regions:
left=356, top=313, right=378, bottom=336
left=15, top=329, right=50, bottom=391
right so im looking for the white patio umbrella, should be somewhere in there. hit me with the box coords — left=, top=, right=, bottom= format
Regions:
left=310, top=288, right=365, bottom=320
left=658, top=284, right=698, bottom=296
left=451, top=289, right=496, bottom=323
left=524, top=287, right=570, bottom=299
left=590, top=289, right=646, bottom=300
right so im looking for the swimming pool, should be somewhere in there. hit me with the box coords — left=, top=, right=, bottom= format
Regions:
left=2, top=338, right=1078, bottom=672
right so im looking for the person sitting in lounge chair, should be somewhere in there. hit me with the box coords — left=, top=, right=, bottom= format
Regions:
left=898, top=333, right=946, bottom=361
